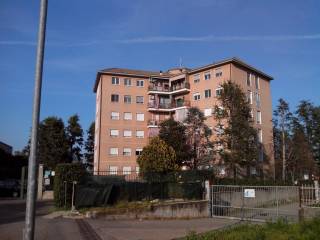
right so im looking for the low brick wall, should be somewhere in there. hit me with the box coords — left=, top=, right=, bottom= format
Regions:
left=87, top=200, right=210, bottom=220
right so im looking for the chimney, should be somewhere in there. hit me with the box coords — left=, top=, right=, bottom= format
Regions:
left=159, top=70, right=163, bottom=76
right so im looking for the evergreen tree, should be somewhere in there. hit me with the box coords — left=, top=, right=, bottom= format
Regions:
left=158, top=118, right=191, bottom=167
left=84, top=122, right=95, bottom=165
left=137, top=136, right=178, bottom=173
left=296, top=101, right=320, bottom=167
left=214, top=81, right=259, bottom=179
left=273, top=98, right=292, bottom=181
left=38, top=117, right=69, bottom=170
left=184, top=107, right=213, bottom=169
left=66, top=114, right=84, bottom=163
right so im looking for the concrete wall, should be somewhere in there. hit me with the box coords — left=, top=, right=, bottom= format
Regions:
left=88, top=200, right=210, bottom=220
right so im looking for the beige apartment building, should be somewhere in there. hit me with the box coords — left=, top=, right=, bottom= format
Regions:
left=93, top=57, right=274, bottom=177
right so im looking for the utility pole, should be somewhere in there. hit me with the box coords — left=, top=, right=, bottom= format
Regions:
left=23, top=0, right=48, bottom=239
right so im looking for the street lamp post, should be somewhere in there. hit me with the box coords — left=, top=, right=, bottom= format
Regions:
left=23, top=0, right=48, bottom=239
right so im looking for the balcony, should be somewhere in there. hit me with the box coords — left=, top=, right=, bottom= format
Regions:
left=148, top=82, right=190, bottom=95
left=147, top=119, right=160, bottom=127
left=148, top=100, right=190, bottom=111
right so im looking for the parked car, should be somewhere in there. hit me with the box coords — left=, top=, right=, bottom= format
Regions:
left=0, top=179, right=20, bottom=197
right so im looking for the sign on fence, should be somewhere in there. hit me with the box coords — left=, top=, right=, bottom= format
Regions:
left=244, top=189, right=255, bottom=198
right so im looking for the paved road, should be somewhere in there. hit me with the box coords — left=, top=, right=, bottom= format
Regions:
left=0, top=199, right=82, bottom=240
left=0, top=199, right=237, bottom=240
left=87, top=218, right=239, bottom=240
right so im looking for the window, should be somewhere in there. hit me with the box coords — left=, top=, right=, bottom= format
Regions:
left=215, top=87, right=223, bottom=97
left=112, top=77, right=120, bottom=85
left=124, top=78, right=132, bottom=86
left=136, top=96, right=144, bottom=104
left=259, top=146, right=264, bottom=162
left=109, top=148, right=118, bottom=156
left=124, top=112, right=132, bottom=120
left=193, top=93, right=201, bottom=101
left=135, top=148, right=143, bottom=156
left=255, top=92, right=261, bottom=107
left=111, top=94, right=119, bottom=102
left=135, top=166, right=140, bottom=174
left=109, top=166, right=118, bottom=174
left=215, top=68, right=222, bottom=77
left=247, top=91, right=253, bottom=104
left=123, top=166, right=131, bottom=175
left=111, top=111, right=119, bottom=120
left=250, top=109, right=254, bottom=119
left=124, top=95, right=132, bottom=104
left=258, top=129, right=263, bottom=143
left=256, top=111, right=262, bottom=124
left=193, top=74, right=200, bottom=83
left=110, top=129, right=119, bottom=137
left=204, top=72, right=211, bottom=80
left=204, top=108, right=212, bottom=117
left=247, top=73, right=251, bottom=86
left=136, top=80, right=144, bottom=87
left=123, top=130, right=132, bottom=138
left=136, top=130, right=144, bottom=138
left=136, top=113, right=144, bottom=121
left=255, top=76, right=260, bottom=89
left=205, top=89, right=211, bottom=98
left=123, top=148, right=131, bottom=156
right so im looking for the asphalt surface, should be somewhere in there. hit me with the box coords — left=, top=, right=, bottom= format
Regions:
left=0, top=199, right=82, bottom=240
left=0, top=199, right=237, bottom=240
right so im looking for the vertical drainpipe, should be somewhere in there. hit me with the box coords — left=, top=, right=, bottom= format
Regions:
left=97, top=76, right=103, bottom=174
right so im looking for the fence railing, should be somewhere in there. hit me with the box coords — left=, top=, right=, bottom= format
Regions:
left=211, top=184, right=320, bottom=222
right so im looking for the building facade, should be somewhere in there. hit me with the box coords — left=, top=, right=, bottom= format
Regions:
left=93, top=58, right=274, bottom=177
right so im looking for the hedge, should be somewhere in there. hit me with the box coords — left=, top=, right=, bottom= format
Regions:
left=54, top=163, right=86, bottom=208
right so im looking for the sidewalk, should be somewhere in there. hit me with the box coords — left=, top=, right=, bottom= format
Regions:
left=87, top=218, right=238, bottom=240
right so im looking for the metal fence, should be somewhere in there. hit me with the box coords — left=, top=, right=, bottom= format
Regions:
left=210, top=185, right=320, bottom=222
left=300, top=185, right=320, bottom=219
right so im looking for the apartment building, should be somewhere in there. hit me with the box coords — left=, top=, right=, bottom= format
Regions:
left=93, top=57, right=274, bottom=177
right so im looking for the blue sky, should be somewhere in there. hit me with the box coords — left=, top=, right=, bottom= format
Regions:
left=1, top=0, right=320, bottom=151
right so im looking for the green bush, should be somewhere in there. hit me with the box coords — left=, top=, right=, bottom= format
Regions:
left=54, top=163, right=86, bottom=208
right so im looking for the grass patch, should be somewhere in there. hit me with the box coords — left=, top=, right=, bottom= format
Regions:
left=183, top=217, right=320, bottom=240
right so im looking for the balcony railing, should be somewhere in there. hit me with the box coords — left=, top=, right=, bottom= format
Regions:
left=148, top=82, right=190, bottom=93
left=147, top=119, right=160, bottom=126
left=171, top=82, right=190, bottom=91
left=148, top=100, right=190, bottom=110
left=148, top=85, right=170, bottom=92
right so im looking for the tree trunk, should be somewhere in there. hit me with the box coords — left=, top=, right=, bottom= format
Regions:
left=282, top=127, right=286, bottom=181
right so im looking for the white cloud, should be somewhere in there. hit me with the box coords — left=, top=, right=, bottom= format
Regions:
left=0, top=40, right=36, bottom=46
left=118, top=34, right=320, bottom=43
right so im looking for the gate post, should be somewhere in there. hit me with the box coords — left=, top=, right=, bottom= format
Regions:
left=298, top=186, right=304, bottom=221
left=241, top=186, right=244, bottom=221
left=205, top=180, right=211, bottom=217
left=37, top=164, right=44, bottom=200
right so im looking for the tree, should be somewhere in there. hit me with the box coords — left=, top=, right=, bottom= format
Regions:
left=84, top=121, right=95, bottom=165
left=66, top=114, right=84, bottom=163
left=273, top=98, right=292, bottom=181
left=296, top=101, right=320, bottom=167
left=214, top=81, right=259, bottom=179
left=38, top=117, right=69, bottom=170
left=137, top=137, right=178, bottom=173
left=158, top=118, right=190, bottom=167
left=287, top=119, right=316, bottom=181
left=184, top=107, right=213, bottom=169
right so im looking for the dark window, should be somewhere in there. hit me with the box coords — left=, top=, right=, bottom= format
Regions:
left=111, top=94, right=119, bottom=102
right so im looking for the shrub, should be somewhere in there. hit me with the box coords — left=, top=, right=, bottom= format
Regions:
left=53, top=163, right=86, bottom=208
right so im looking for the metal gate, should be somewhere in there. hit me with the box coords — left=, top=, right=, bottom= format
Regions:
left=210, top=185, right=300, bottom=222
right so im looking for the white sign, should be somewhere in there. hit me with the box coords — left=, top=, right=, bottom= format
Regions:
left=244, top=189, right=255, bottom=198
